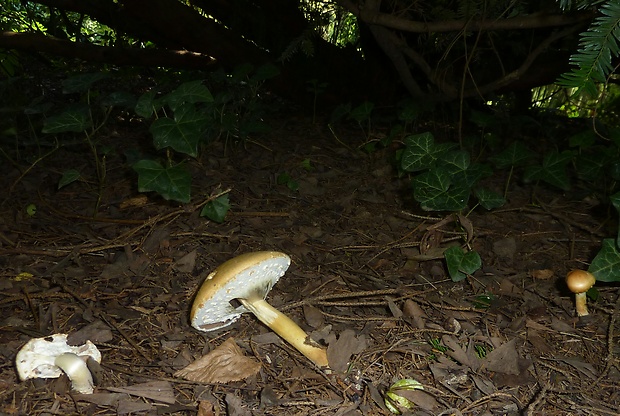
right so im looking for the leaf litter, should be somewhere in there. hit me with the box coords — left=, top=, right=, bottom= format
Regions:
left=0, top=114, right=619, bottom=415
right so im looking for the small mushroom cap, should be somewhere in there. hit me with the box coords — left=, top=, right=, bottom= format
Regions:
left=15, top=333, right=101, bottom=381
left=566, top=270, right=596, bottom=293
left=190, top=251, right=291, bottom=331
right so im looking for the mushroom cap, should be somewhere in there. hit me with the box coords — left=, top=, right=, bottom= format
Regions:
left=15, top=333, right=101, bottom=381
left=566, top=269, right=596, bottom=293
left=190, top=251, right=291, bottom=332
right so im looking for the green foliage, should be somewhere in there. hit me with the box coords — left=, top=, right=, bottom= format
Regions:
left=401, top=132, right=498, bottom=211
left=132, top=160, right=192, bottom=203
left=589, top=191, right=620, bottom=282
left=133, top=63, right=278, bottom=204
left=444, top=246, right=482, bottom=282
left=557, top=1, right=620, bottom=96
left=201, top=194, right=231, bottom=223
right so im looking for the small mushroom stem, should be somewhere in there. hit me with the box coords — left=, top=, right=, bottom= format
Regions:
left=574, top=292, right=589, bottom=316
left=239, top=297, right=330, bottom=369
left=54, top=353, right=94, bottom=394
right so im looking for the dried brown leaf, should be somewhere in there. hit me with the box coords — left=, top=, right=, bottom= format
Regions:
left=174, top=338, right=261, bottom=384
left=105, top=380, right=176, bottom=404
left=174, top=249, right=197, bottom=273
left=327, top=329, right=367, bottom=373
left=302, top=304, right=324, bottom=328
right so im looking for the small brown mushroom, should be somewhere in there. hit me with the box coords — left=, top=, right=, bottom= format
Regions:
left=566, top=270, right=596, bottom=317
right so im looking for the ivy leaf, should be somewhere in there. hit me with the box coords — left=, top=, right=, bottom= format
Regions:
left=475, top=188, right=506, bottom=210
left=150, top=103, right=208, bottom=157
left=349, top=101, right=374, bottom=123
left=133, top=160, right=191, bottom=203
left=164, top=80, right=214, bottom=112
left=58, top=169, right=81, bottom=189
left=401, top=132, right=457, bottom=172
left=523, top=150, right=574, bottom=190
left=413, top=167, right=470, bottom=211
left=589, top=238, right=620, bottom=282
left=444, top=246, right=482, bottom=282
left=201, top=194, right=230, bottom=223
left=490, top=141, right=535, bottom=169
left=135, top=90, right=159, bottom=118
left=440, top=149, right=470, bottom=175
left=42, top=105, right=91, bottom=133
left=62, top=72, right=109, bottom=93
left=611, top=191, right=620, bottom=246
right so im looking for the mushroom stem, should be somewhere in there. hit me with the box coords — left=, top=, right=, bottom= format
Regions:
left=574, top=292, right=589, bottom=317
left=54, top=352, right=94, bottom=394
left=239, top=298, right=329, bottom=369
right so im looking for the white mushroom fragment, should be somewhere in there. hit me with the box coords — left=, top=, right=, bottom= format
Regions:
left=566, top=270, right=596, bottom=317
left=54, top=353, right=94, bottom=394
left=191, top=251, right=329, bottom=369
left=15, top=333, right=101, bottom=394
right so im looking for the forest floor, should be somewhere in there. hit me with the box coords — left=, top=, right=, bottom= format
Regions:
left=1, top=93, right=620, bottom=416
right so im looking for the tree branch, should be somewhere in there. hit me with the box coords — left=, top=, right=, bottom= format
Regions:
left=464, top=25, right=583, bottom=98
left=0, top=31, right=215, bottom=69
left=338, top=0, right=594, bottom=33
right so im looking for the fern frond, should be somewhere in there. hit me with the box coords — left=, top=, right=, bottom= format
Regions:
left=557, top=0, right=620, bottom=96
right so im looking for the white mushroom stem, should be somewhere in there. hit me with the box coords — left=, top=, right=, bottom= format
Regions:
left=54, top=353, right=94, bottom=394
left=574, top=292, right=589, bottom=317
left=239, top=297, right=329, bottom=369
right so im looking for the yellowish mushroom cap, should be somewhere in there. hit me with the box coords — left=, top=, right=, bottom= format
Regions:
left=565, top=270, right=596, bottom=293
left=190, top=251, right=291, bottom=331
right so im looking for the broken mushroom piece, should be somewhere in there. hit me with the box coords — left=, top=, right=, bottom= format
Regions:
left=15, top=333, right=101, bottom=394
left=566, top=270, right=596, bottom=317
left=54, top=353, right=94, bottom=394
left=190, top=251, right=329, bottom=370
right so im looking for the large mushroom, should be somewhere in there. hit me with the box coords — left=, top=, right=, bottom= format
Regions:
left=190, top=251, right=329, bottom=369
left=566, top=269, right=596, bottom=317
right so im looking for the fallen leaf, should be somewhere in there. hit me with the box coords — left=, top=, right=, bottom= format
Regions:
left=198, top=400, right=216, bottom=416
left=225, top=393, right=251, bottom=416
left=175, top=250, right=197, bottom=273
left=402, top=299, right=426, bottom=329
left=302, top=304, right=324, bottom=328
left=105, top=380, right=175, bottom=404
left=530, top=269, right=555, bottom=280
left=174, top=338, right=261, bottom=384
left=327, top=329, right=368, bottom=373
left=480, top=338, right=519, bottom=375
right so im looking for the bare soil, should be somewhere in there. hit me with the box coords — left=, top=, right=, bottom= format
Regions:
left=1, top=111, right=619, bottom=416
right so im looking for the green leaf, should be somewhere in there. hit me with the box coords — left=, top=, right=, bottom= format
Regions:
left=251, top=63, right=281, bottom=82
left=101, top=91, right=136, bottom=109
left=401, top=132, right=457, bottom=173
left=42, top=105, right=91, bottom=133
left=475, top=188, right=506, bottom=210
left=62, top=72, right=109, bottom=93
left=444, top=246, right=482, bottom=282
left=349, top=101, right=374, bottom=123
left=133, top=160, right=191, bottom=203
left=200, top=194, right=230, bottom=223
left=58, top=169, right=81, bottom=189
left=489, top=141, right=534, bottom=169
left=575, top=150, right=612, bottom=181
left=523, top=150, right=574, bottom=190
left=150, top=103, right=208, bottom=157
left=589, top=238, right=620, bottom=282
left=610, top=191, right=620, bottom=245
left=568, top=129, right=597, bottom=148
left=164, top=80, right=214, bottom=112
left=413, top=167, right=470, bottom=211
left=135, top=90, right=158, bottom=118
left=440, top=149, right=470, bottom=175
left=557, top=1, right=620, bottom=95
